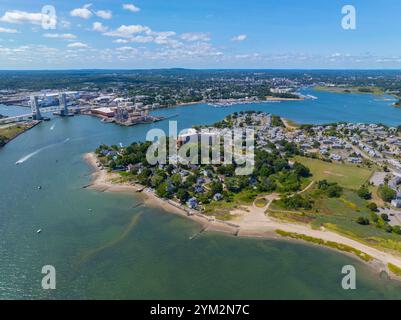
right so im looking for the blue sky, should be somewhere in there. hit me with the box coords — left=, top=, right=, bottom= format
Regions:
left=0, top=0, right=401, bottom=69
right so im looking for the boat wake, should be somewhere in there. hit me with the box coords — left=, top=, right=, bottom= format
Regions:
left=50, top=123, right=56, bottom=131
left=15, top=138, right=70, bottom=165
left=15, top=150, right=42, bottom=165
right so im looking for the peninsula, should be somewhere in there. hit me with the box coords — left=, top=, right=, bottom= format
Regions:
left=86, top=111, right=401, bottom=278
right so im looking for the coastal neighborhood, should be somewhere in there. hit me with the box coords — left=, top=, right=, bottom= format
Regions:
left=86, top=108, right=401, bottom=281
left=3, top=0, right=401, bottom=303
left=95, top=111, right=401, bottom=212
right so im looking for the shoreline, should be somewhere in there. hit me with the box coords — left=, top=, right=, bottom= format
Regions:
left=265, top=96, right=304, bottom=101
left=83, top=152, right=401, bottom=279
left=313, top=85, right=401, bottom=103
left=155, top=96, right=304, bottom=111
left=0, top=121, right=41, bottom=147
left=83, top=152, right=239, bottom=236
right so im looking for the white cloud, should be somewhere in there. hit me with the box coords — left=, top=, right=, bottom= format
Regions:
left=104, top=24, right=151, bottom=38
left=67, top=42, right=89, bottom=49
left=0, top=10, right=47, bottom=25
left=234, top=53, right=261, bottom=60
left=59, top=19, right=71, bottom=29
left=144, top=41, right=224, bottom=61
left=180, top=32, right=210, bottom=42
left=70, top=4, right=93, bottom=19
left=153, top=35, right=181, bottom=48
left=92, top=22, right=108, bottom=32
left=123, top=4, right=141, bottom=13
left=150, top=31, right=176, bottom=37
left=43, top=33, right=76, bottom=39
left=0, top=27, right=19, bottom=33
left=104, top=24, right=179, bottom=47
left=116, top=46, right=138, bottom=52
left=231, top=34, right=247, bottom=41
left=96, top=10, right=112, bottom=20
left=113, top=39, right=129, bottom=44
left=128, top=35, right=154, bottom=43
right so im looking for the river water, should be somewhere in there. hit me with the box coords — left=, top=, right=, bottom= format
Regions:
left=1, top=89, right=401, bottom=299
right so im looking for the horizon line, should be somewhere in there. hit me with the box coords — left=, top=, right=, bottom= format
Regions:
left=0, top=67, right=401, bottom=72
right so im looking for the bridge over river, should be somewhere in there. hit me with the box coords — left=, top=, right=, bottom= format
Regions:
left=0, top=93, right=94, bottom=124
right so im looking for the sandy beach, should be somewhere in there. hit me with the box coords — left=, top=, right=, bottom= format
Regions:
left=83, top=153, right=238, bottom=235
left=83, top=152, right=401, bottom=278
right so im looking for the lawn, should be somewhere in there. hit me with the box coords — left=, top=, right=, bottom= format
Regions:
left=0, top=124, right=28, bottom=140
left=270, top=156, right=401, bottom=254
left=203, top=190, right=257, bottom=220
left=294, top=156, right=373, bottom=190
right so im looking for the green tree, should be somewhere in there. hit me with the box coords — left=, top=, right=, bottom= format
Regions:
left=317, top=180, right=342, bottom=198
left=293, top=162, right=311, bottom=178
left=156, top=183, right=170, bottom=198
left=393, top=225, right=401, bottom=235
left=367, top=202, right=378, bottom=212
left=176, top=189, right=189, bottom=203
left=281, top=194, right=313, bottom=210
left=370, top=212, right=379, bottom=223
left=184, top=174, right=197, bottom=188
left=384, top=224, right=393, bottom=233
left=356, top=217, right=370, bottom=225
left=357, top=186, right=372, bottom=200
left=210, top=181, right=223, bottom=195
left=381, top=213, right=390, bottom=222
left=151, top=174, right=165, bottom=188
left=170, top=173, right=182, bottom=187
left=258, top=177, right=276, bottom=192
left=378, top=185, right=396, bottom=202
left=326, top=185, right=343, bottom=198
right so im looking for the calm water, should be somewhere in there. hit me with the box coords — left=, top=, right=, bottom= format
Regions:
left=1, top=89, right=401, bottom=299
left=150, top=88, right=401, bottom=127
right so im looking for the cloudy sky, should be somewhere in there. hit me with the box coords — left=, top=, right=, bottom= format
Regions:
left=0, top=0, right=401, bottom=69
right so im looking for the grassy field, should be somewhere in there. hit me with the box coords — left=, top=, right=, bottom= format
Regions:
left=312, top=190, right=401, bottom=252
left=388, top=263, right=401, bottom=276
left=294, top=156, right=373, bottom=190
left=203, top=190, right=257, bottom=220
left=0, top=124, right=28, bottom=140
left=0, top=124, right=30, bottom=146
left=269, top=157, right=401, bottom=255
left=271, top=186, right=401, bottom=254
